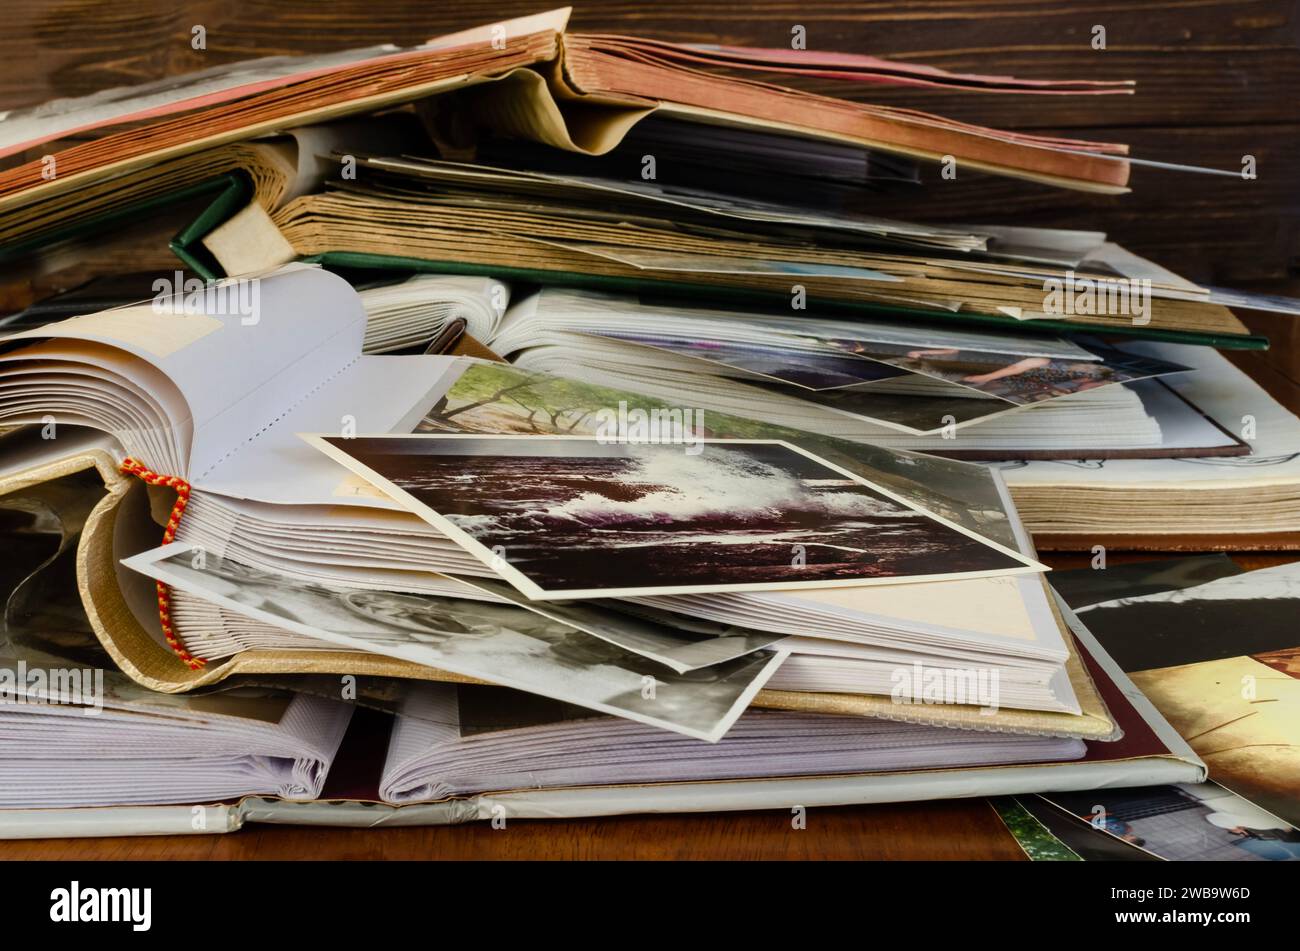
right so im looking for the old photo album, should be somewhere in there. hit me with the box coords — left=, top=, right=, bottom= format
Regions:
left=0, top=263, right=1205, bottom=833
left=1, top=450, right=1201, bottom=827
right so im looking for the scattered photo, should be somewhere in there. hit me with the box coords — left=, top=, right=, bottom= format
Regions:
left=1008, top=796, right=1160, bottom=862
left=990, top=797, right=1083, bottom=861
left=127, top=545, right=787, bottom=742
left=1073, top=562, right=1300, bottom=826
left=1040, top=782, right=1300, bottom=861
left=1049, top=553, right=1242, bottom=612
left=308, top=433, right=1041, bottom=600
left=1073, top=561, right=1300, bottom=669
left=1130, top=652, right=1300, bottom=829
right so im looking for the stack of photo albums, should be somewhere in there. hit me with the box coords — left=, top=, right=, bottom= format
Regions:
left=0, top=9, right=1295, bottom=844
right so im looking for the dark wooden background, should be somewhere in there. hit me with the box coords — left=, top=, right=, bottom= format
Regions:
left=0, top=0, right=1297, bottom=859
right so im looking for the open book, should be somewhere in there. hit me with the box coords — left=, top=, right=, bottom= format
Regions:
left=0, top=116, right=426, bottom=269
left=0, top=491, right=1203, bottom=839
left=3, top=9, right=1267, bottom=346
left=0, top=679, right=350, bottom=808
left=1005, top=342, right=1300, bottom=550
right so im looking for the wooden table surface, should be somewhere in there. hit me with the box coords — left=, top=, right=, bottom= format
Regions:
left=1, top=0, right=1297, bottom=859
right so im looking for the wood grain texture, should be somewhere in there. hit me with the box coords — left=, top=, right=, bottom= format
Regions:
left=5, top=0, right=1297, bottom=129
left=0, top=801, right=1028, bottom=860
left=0, top=0, right=1296, bottom=861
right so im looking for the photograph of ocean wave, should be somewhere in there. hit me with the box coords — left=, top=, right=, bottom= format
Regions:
left=332, top=435, right=1026, bottom=595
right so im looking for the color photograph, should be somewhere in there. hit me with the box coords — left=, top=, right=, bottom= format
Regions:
left=1041, top=783, right=1300, bottom=861
left=813, top=336, right=1189, bottom=405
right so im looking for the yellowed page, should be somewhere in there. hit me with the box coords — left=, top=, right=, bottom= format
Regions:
left=204, top=203, right=297, bottom=277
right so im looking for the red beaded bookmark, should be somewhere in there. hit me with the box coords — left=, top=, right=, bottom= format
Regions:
left=118, top=457, right=207, bottom=670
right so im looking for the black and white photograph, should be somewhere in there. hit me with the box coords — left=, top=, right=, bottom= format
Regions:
left=1071, top=560, right=1300, bottom=672
left=761, top=378, right=1016, bottom=433
left=445, top=574, right=784, bottom=673
left=308, top=433, right=1043, bottom=599
left=1048, top=553, right=1244, bottom=611
left=418, top=360, right=1022, bottom=548
left=584, top=326, right=910, bottom=390
left=127, top=544, right=786, bottom=742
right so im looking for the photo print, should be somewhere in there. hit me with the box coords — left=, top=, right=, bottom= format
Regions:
left=306, top=433, right=1044, bottom=600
